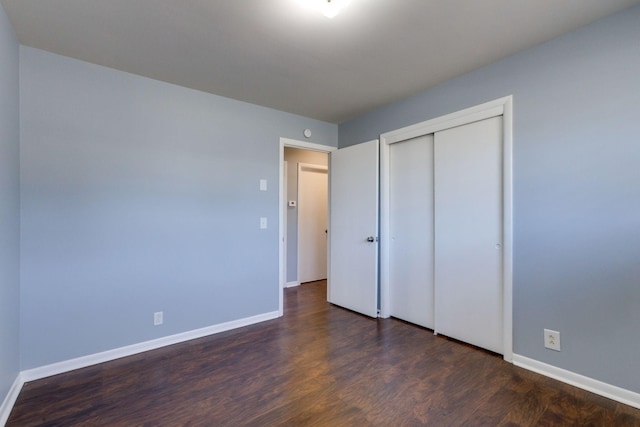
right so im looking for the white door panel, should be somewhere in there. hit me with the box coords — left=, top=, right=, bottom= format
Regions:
left=389, top=135, right=434, bottom=328
left=434, top=116, right=503, bottom=354
left=298, top=164, right=328, bottom=283
left=329, top=140, right=379, bottom=318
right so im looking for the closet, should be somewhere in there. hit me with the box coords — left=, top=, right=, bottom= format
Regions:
left=382, top=99, right=511, bottom=356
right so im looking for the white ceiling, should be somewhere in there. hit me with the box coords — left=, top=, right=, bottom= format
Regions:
left=2, top=0, right=639, bottom=123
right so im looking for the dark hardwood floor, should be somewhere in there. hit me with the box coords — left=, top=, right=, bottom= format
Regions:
left=8, top=280, right=640, bottom=426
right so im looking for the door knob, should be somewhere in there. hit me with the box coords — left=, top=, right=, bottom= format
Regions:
left=366, top=236, right=377, bottom=242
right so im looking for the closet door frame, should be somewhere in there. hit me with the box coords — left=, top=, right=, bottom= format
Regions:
left=379, top=96, right=514, bottom=362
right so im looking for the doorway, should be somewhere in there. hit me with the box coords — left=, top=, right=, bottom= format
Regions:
left=279, top=139, right=336, bottom=315
left=283, top=147, right=329, bottom=286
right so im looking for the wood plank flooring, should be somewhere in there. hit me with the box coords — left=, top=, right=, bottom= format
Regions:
left=8, top=281, right=640, bottom=426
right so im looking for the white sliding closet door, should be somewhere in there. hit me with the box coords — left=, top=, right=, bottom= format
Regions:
left=389, top=135, right=434, bottom=328
left=434, top=116, right=503, bottom=354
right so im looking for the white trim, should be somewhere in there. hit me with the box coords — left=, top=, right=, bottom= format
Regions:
left=280, top=138, right=337, bottom=153
left=0, top=374, right=24, bottom=426
left=502, top=96, right=514, bottom=362
left=279, top=138, right=336, bottom=316
left=285, top=281, right=301, bottom=288
left=513, top=354, right=640, bottom=410
left=382, top=99, right=507, bottom=145
left=379, top=96, right=514, bottom=362
left=283, top=160, right=288, bottom=288
left=20, top=310, right=279, bottom=383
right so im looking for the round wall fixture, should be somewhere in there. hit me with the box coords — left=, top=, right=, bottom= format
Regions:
left=303, top=129, right=312, bottom=138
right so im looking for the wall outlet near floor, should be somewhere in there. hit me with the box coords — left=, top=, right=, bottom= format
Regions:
left=154, top=311, right=163, bottom=326
left=544, top=328, right=560, bottom=351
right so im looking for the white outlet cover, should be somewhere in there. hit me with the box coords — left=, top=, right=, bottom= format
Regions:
left=260, top=179, right=267, bottom=191
left=154, top=311, right=163, bottom=326
left=260, top=217, right=267, bottom=229
left=544, top=328, right=561, bottom=351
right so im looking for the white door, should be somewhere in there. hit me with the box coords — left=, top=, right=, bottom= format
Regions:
left=434, top=116, right=503, bottom=354
left=328, top=140, right=379, bottom=318
left=389, top=135, right=435, bottom=328
left=298, top=163, right=328, bottom=283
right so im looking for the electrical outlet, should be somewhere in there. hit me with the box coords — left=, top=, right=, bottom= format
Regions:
left=154, top=311, right=163, bottom=326
left=260, top=217, right=267, bottom=229
left=544, top=329, right=560, bottom=351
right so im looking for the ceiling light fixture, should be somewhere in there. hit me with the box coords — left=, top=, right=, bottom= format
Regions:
left=318, top=0, right=351, bottom=19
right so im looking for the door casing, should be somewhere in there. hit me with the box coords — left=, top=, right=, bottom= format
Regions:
left=279, top=138, right=336, bottom=315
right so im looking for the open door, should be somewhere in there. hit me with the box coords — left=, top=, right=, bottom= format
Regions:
left=328, top=140, right=379, bottom=318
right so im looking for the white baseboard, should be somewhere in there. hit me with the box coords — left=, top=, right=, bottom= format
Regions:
left=512, top=354, right=640, bottom=410
left=21, top=310, right=280, bottom=383
left=285, top=281, right=300, bottom=288
left=0, top=374, right=24, bottom=426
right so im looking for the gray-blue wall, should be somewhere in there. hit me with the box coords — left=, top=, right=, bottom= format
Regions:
left=0, top=1, right=20, bottom=406
left=340, top=6, right=640, bottom=393
left=19, top=46, right=337, bottom=369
